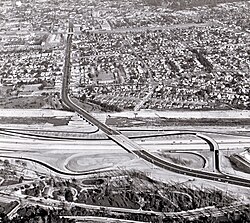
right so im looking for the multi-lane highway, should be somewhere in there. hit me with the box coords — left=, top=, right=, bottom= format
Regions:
left=61, top=22, right=143, bottom=156
left=59, top=22, right=250, bottom=188
left=136, top=150, right=250, bottom=187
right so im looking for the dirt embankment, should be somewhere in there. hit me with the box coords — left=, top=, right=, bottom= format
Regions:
left=106, top=117, right=250, bottom=127
left=0, top=117, right=70, bottom=126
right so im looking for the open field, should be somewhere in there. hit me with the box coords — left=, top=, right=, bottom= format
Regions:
left=107, top=117, right=250, bottom=128
left=0, top=109, right=73, bottom=117
left=220, top=150, right=250, bottom=180
left=0, top=96, right=54, bottom=109
left=0, top=108, right=249, bottom=126
left=0, top=201, right=19, bottom=214
left=103, top=109, right=250, bottom=119
left=155, top=151, right=206, bottom=169
left=0, top=117, right=70, bottom=126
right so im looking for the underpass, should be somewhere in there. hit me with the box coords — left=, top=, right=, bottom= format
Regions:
left=57, top=22, right=250, bottom=188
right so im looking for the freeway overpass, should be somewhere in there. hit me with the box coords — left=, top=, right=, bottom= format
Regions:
left=60, top=22, right=250, bottom=188
left=61, top=22, right=142, bottom=156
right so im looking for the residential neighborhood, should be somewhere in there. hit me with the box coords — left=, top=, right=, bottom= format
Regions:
left=70, top=23, right=250, bottom=111
left=0, top=0, right=250, bottom=222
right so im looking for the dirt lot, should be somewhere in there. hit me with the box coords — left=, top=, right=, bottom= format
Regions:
left=106, top=117, right=250, bottom=127
left=0, top=201, right=19, bottom=214
left=0, top=117, right=70, bottom=126
left=0, top=96, right=52, bottom=109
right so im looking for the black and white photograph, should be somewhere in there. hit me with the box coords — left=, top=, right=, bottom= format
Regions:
left=0, top=0, right=249, bottom=222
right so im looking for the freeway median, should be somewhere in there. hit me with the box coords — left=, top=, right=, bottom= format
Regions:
left=60, top=22, right=250, bottom=188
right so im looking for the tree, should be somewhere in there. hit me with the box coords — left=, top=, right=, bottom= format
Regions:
left=80, top=94, right=86, bottom=102
left=19, top=176, right=24, bottom=183
left=3, top=160, right=10, bottom=167
left=65, top=189, right=74, bottom=202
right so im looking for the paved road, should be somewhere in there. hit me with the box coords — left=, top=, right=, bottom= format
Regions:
left=1, top=190, right=249, bottom=222
left=0, top=192, right=164, bottom=217
left=137, top=150, right=250, bottom=187
left=0, top=154, right=115, bottom=177
left=61, top=22, right=143, bottom=156
left=1, top=127, right=250, bottom=150
left=2, top=129, right=250, bottom=186
left=88, top=22, right=215, bottom=34
left=59, top=22, right=250, bottom=188
left=61, top=215, right=149, bottom=223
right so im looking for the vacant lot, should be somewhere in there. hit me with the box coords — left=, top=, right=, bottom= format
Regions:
left=0, top=96, right=51, bottom=109
left=0, top=117, right=70, bottom=126
left=0, top=201, right=19, bottom=214
left=107, top=117, right=250, bottom=127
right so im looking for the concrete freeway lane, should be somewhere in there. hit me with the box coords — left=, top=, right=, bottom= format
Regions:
left=136, top=150, right=250, bottom=188
left=1, top=127, right=250, bottom=151
left=61, top=22, right=143, bottom=156
left=1, top=130, right=250, bottom=187
left=59, top=22, right=250, bottom=188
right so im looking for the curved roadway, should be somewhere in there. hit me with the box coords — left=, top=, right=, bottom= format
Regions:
left=58, top=22, right=250, bottom=188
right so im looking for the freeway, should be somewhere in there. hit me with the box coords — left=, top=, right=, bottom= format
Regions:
left=0, top=127, right=218, bottom=171
left=0, top=154, right=116, bottom=177
left=136, top=150, right=250, bottom=187
left=1, top=127, right=250, bottom=152
left=61, top=23, right=114, bottom=136
left=59, top=22, right=250, bottom=188
left=61, top=22, right=143, bottom=156
left=1, top=130, right=250, bottom=186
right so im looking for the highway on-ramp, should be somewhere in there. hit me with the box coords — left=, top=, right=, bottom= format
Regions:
left=60, top=22, right=250, bottom=188
left=61, top=22, right=143, bottom=156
